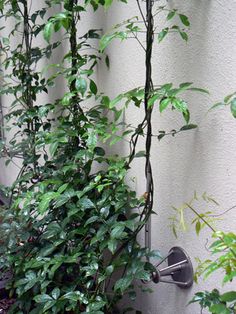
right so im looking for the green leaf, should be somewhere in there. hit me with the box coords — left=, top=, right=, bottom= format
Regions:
left=183, top=109, right=190, bottom=124
left=39, top=244, right=57, bottom=257
left=224, top=93, right=235, bottom=103
left=179, top=82, right=193, bottom=89
left=76, top=77, right=87, bottom=96
left=111, top=224, right=125, bottom=238
left=195, top=221, right=201, bottom=235
left=89, top=80, right=97, bottom=95
left=105, top=0, right=113, bottom=9
left=161, top=83, right=173, bottom=91
left=39, top=192, right=58, bottom=213
left=180, top=31, right=188, bottom=42
left=42, top=222, right=61, bottom=240
left=85, top=216, right=99, bottom=226
left=134, top=151, right=146, bottom=158
left=167, top=10, right=176, bottom=21
left=108, top=239, right=118, bottom=254
left=148, top=94, right=161, bottom=108
left=114, top=276, right=133, bottom=292
left=158, top=133, right=165, bottom=141
left=124, top=219, right=136, bottom=231
left=61, top=92, right=75, bottom=106
left=52, top=288, right=60, bottom=300
left=58, top=183, right=69, bottom=194
left=87, top=130, right=97, bottom=148
left=209, top=102, right=225, bottom=111
left=102, top=96, right=110, bottom=107
left=159, top=98, right=171, bottom=112
left=49, top=141, right=58, bottom=156
left=43, top=22, right=53, bottom=42
left=43, top=300, right=56, bottom=312
left=100, top=34, right=115, bottom=52
left=230, top=98, right=236, bottom=118
left=180, top=124, right=197, bottom=131
left=105, top=265, right=114, bottom=275
left=61, top=92, right=74, bottom=106
left=136, top=270, right=150, bottom=281
left=220, top=291, right=236, bottom=302
left=209, top=303, right=231, bottom=314
left=158, top=28, right=169, bottom=43
left=172, top=99, right=188, bottom=113
left=187, top=87, right=209, bottom=94
left=110, top=94, right=124, bottom=108
left=179, top=14, right=190, bottom=27
left=60, top=291, right=86, bottom=302
left=79, top=197, right=95, bottom=210
left=34, top=294, right=53, bottom=304
left=54, top=194, right=71, bottom=208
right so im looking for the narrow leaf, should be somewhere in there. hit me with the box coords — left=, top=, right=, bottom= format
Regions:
left=180, top=124, right=197, bottom=131
left=159, top=98, right=171, bottom=112
left=180, top=31, right=188, bottom=41
left=230, top=98, right=236, bottom=118
left=76, top=77, right=87, bottom=96
left=167, top=10, right=176, bottom=21
left=158, top=28, right=169, bottom=43
left=90, top=80, right=97, bottom=95
left=44, top=22, right=53, bottom=43
left=179, top=14, right=190, bottom=27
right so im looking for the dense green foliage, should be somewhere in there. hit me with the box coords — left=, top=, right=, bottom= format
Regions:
left=190, top=230, right=236, bottom=314
left=0, top=1, right=157, bottom=312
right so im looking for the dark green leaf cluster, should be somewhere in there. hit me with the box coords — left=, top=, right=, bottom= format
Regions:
left=190, top=289, right=236, bottom=314
left=0, top=1, right=159, bottom=313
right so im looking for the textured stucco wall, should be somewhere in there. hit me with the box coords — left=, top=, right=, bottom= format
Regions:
left=97, top=0, right=236, bottom=313
left=1, top=1, right=236, bottom=313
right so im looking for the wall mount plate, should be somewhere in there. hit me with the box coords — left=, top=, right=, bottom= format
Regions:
left=150, top=246, right=194, bottom=288
left=167, top=246, right=194, bottom=288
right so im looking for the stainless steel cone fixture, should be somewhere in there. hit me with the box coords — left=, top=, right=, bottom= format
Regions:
left=150, top=246, right=194, bottom=288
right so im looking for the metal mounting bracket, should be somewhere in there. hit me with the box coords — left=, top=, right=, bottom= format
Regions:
left=150, top=246, right=194, bottom=288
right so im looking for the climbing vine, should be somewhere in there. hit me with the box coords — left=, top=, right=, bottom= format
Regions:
left=0, top=0, right=206, bottom=313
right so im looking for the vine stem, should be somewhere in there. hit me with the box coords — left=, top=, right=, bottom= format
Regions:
left=22, top=0, right=39, bottom=177
left=144, top=0, right=154, bottom=254
left=69, top=0, right=83, bottom=116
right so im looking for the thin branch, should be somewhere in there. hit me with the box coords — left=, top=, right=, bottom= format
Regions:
left=136, top=0, right=147, bottom=28
left=186, top=203, right=216, bottom=233
left=131, top=31, right=146, bottom=51
left=209, top=205, right=236, bottom=217
left=186, top=203, right=236, bottom=259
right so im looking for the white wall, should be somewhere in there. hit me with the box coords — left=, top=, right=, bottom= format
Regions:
left=1, top=0, right=236, bottom=313
left=98, top=0, right=236, bottom=313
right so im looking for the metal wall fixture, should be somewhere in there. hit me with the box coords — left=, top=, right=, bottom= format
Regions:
left=146, top=246, right=194, bottom=288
